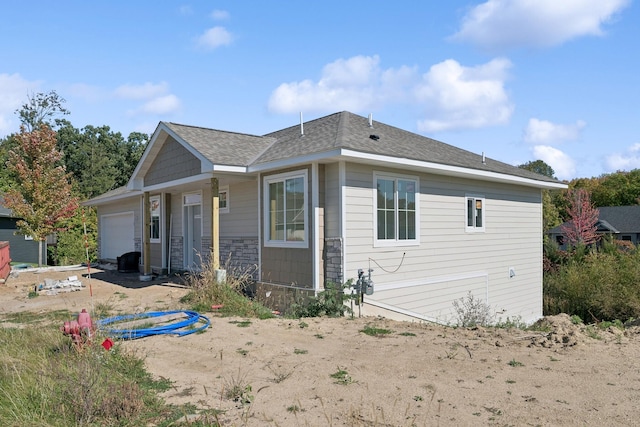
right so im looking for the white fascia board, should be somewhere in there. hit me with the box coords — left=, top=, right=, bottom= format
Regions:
left=248, top=149, right=343, bottom=173
left=248, top=148, right=566, bottom=190
left=82, top=190, right=142, bottom=206
left=142, top=173, right=212, bottom=193
left=211, top=164, right=247, bottom=173
left=339, top=149, right=568, bottom=190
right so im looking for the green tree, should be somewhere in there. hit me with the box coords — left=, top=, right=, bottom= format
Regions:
left=518, top=160, right=556, bottom=179
left=518, top=160, right=562, bottom=231
left=50, top=207, right=97, bottom=265
left=56, top=121, right=148, bottom=199
left=3, top=125, right=79, bottom=266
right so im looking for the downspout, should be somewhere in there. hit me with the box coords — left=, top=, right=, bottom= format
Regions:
left=312, top=162, right=320, bottom=292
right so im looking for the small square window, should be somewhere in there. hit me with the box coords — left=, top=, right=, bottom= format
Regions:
left=219, top=187, right=229, bottom=214
left=465, top=195, right=485, bottom=232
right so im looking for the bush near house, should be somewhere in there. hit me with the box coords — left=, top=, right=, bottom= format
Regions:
left=544, top=238, right=640, bottom=322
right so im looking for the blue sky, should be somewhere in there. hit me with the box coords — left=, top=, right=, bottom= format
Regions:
left=1, top=0, right=638, bottom=181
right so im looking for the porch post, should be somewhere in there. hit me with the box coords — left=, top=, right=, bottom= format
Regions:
left=143, top=192, right=151, bottom=275
left=211, top=178, right=220, bottom=270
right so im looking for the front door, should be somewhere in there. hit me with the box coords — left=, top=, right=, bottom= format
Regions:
left=183, top=193, right=202, bottom=270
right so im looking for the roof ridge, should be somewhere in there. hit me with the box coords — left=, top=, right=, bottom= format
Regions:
left=165, top=121, right=263, bottom=139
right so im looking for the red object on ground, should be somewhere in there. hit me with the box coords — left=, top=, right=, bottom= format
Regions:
left=101, top=338, right=114, bottom=351
left=0, top=241, right=11, bottom=284
left=211, top=304, right=224, bottom=310
left=61, top=309, right=94, bottom=346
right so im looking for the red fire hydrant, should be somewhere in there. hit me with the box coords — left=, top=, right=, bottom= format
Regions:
left=61, top=308, right=94, bottom=346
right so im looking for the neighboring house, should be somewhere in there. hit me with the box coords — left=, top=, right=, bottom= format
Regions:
left=548, top=205, right=640, bottom=249
left=84, top=111, right=566, bottom=324
left=0, top=196, right=47, bottom=265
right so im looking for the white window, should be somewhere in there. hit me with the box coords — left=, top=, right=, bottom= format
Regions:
left=466, top=195, right=485, bottom=232
left=150, top=195, right=161, bottom=242
left=263, top=170, right=308, bottom=248
left=219, top=186, right=229, bottom=214
left=374, top=172, right=419, bottom=246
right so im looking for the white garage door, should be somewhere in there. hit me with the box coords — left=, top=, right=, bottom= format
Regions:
left=101, top=213, right=135, bottom=260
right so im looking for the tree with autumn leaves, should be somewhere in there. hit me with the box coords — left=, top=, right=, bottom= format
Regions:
left=3, top=125, right=78, bottom=266
left=561, top=188, right=600, bottom=247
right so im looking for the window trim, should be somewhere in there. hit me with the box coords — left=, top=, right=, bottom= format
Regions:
left=150, top=195, right=161, bottom=243
left=263, top=169, right=309, bottom=248
left=465, top=194, right=485, bottom=233
left=218, top=186, right=229, bottom=214
left=373, top=172, right=420, bottom=247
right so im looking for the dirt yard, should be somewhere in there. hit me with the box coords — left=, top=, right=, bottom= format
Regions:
left=2, top=266, right=640, bottom=426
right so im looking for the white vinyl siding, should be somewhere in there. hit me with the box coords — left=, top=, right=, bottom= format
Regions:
left=343, top=162, right=543, bottom=324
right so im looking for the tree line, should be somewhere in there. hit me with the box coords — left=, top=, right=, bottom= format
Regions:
left=0, top=91, right=147, bottom=265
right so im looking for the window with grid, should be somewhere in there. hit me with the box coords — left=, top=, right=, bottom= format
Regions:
left=375, top=173, right=418, bottom=245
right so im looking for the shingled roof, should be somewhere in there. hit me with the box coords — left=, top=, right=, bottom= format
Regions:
left=256, top=111, right=559, bottom=183
left=163, top=122, right=274, bottom=167
left=548, top=205, right=640, bottom=235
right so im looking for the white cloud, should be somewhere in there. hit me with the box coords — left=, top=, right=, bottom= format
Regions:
left=268, top=55, right=388, bottom=114
left=532, top=145, right=576, bottom=180
left=524, top=118, right=586, bottom=144
left=451, top=0, right=630, bottom=50
left=605, top=143, right=640, bottom=171
left=134, top=94, right=182, bottom=115
left=115, top=82, right=170, bottom=100
left=415, top=58, right=513, bottom=132
left=211, top=10, right=230, bottom=20
left=0, top=73, right=41, bottom=136
left=268, top=55, right=511, bottom=132
left=196, top=26, right=233, bottom=50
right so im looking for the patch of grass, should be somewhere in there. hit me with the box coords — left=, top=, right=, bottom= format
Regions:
left=360, top=325, right=393, bottom=337
left=267, top=364, right=293, bottom=383
left=236, top=348, right=248, bottom=356
left=229, top=319, right=252, bottom=328
left=1, top=309, right=73, bottom=325
left=289, top=281, right=353, bottom=318
left=0, top=326, right=179, bottom=426
left=570, top=314, right=583, bottom=325
left=298, top=321, right=308, bottom=328
left=597, top=319, right=624, bottom=330
left=314, top=333, right=324, bottom=339
left=293, top=348, right=308, bottom=355
left=223, top=369, right=253, bottom=405
left=330, top=367, right=354, bottom=385
left=180, top=251, right=273, bottom=319
left=27, top=290, right=38, bottom=299
left=398, top=331, right=416, bottom=336
left=508, top=358, right=524, bottom=367
left=506, top=379, right=516, bottom=384
left=585, top=326, right=601, bottom=340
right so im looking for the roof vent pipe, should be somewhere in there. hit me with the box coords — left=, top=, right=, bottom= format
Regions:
left=300, top=112, right=304, bottom=136
left=482, top=152, right=486, bottom=164
left=368, top=113, right=373, bottom=128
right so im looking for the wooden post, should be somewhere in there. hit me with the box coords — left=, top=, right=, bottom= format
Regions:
left=143, top=192, right=151, bottom=275
left=211, top=178, right=220, bottom=270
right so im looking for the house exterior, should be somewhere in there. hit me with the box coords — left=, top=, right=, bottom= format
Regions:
left=85, top=111, right=566, bottom=324
left=548, top=205, right=640, bottom=249
left=0, top=196, right=47, bottom=265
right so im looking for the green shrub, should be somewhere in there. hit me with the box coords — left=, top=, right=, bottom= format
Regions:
left=289, top=281, right=352, bottom=318
left=180, top=252, right=274, bottom=318
left=544, top=245, right=640, bottom=322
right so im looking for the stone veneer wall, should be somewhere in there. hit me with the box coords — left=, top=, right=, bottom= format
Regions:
left=324, top=237, right=343, bottom=285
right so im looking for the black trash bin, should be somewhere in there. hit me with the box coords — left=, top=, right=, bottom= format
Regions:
left=117, top=251, right=141, bottom=273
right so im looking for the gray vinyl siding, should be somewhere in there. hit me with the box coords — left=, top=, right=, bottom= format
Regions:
left=343, top=162, right=543, bottom=324
left=145, top=137, right=201, bottom=186
left=220, top=180, right=258, bottom=238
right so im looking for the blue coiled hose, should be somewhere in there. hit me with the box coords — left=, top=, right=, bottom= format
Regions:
left=97, top=310, right=211, bottom=340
